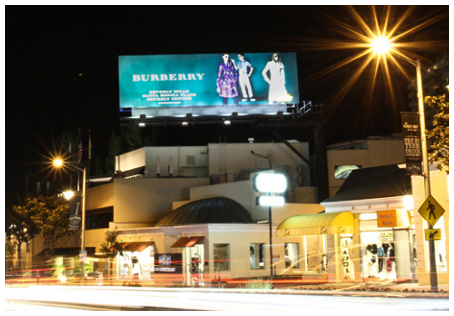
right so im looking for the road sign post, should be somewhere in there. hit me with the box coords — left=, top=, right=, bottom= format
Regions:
left=424, top=229, right=442, bottom=241
left=418, top=195, right=445, bottom=291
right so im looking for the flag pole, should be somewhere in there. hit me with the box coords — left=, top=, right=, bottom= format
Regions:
left=87, top=130, right=92, bottom=188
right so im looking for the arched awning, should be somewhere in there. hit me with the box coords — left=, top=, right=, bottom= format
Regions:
left=276, top=211, right=355, bottom=237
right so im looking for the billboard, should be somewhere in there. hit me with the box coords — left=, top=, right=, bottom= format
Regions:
left=119, top=52, right=299, bottom=117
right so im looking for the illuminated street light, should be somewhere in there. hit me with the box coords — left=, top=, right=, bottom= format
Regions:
left=62, top=190, right=75, bottom=200
left=370, top=36, right=437, bottom=291
left=53, top=158, right=87, bottom=279
left=54, top=158, right=63, bottom=167
left=371, top=35, right=393, bottom=56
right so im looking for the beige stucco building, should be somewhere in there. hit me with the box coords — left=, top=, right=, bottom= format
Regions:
left=13, top=140, right=447, bottom=288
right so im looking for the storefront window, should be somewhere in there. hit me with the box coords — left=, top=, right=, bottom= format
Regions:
left=213, top=243, right=230, bottom=271
left=284, top=243, right=300, bottom=269
left=361, top=231, right=395, bottom=279
left=250, top=243, right=265, bottom=269
left=304, top=235, right=326, bottom=273
left=428, top=218, right=447, bottom=272
left=117, top=245, right=155, bottom=280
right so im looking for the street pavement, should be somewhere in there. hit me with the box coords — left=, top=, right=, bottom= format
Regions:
left=5, top=284, right=450, bottom=311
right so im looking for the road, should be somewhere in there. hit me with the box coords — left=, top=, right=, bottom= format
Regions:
left=5, top=285, right=449, bottom=311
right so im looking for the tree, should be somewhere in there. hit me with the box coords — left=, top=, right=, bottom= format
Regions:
left=99, top=232, right=124, bottom=284
left=104, top=131, right=122, bottom=174
left=5, top=193, right=38, bottom=269
left=13, top=195, right=75, bottom=259
left=425, top=94, right=449, bottom=173
left=123, top=123, right=144, bottom=152
left=104, top=124, right=146, bottom=175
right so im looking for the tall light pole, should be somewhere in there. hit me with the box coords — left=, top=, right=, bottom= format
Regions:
left=371, top=40, right=437, bottom=291
left=254, top=172, right=287, bottom=279
left=416, top=60, right=438, bottom=291
left=415, top=60, right=432, bottom=198
left=54, top=159, right=87, bottom=279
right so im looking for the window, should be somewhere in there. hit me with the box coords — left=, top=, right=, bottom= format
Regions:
left=285, top=243, right=300, bottom=269
left=304, top=235, right=327, bottom=273
left=213, top=243, right=230, bottom=271
left=86, top=207, right=113, bottom=230
left=250, top=243, right=265, bottom=269
left=334, top=165, right=361, bottom=179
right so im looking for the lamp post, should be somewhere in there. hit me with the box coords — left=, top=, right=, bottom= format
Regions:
left=250, top=151, right=273, bottom=169
left=416, top=60, right=438, bottom=292
left=370, top=39, right=437, bottom=291
left=54, top=159, right=87, bottom=279
left=254, top=172, right=287, bottom=279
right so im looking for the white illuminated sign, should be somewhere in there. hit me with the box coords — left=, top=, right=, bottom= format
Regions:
left=255, top=173, right=287, bottom=193
left=258, top=196, right=285, bottom=207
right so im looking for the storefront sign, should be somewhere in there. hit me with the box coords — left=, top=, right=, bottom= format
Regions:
left=377, top=210, right=410, bottom=228
left=377, top=210, right=397, bottom=227
left=154, top=253, right=182, bottom=273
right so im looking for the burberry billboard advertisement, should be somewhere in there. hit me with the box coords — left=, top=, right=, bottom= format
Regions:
left=118, top=52, right=299, bottom=112
left=401, top=112, right=422, bottom=175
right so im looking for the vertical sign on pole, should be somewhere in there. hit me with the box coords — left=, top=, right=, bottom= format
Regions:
left=401, top=112, right=422, bottom=175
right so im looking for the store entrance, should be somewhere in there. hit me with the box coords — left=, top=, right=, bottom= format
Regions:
left=183, top=244, right=204, bottom=286
left=361, top=230, right=413, bottom=282
left=361, top=231, right=396, bottom=281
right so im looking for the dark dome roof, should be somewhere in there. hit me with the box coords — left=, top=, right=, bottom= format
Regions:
left=156, top=197, right=253, bottom=226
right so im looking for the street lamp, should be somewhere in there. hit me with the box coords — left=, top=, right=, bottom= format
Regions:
left=53, top=158, right=87, bottom=279
left=251, top=151, right=272, bottom=169
left=254, top=172, right=287, bottom=278
left=370, top=38, right=437, bottom=291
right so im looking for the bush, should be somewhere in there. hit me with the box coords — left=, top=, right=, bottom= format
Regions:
left=240, top=278, right=273, bottom=290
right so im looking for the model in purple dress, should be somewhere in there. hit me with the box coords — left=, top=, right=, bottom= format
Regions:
left=216, top=54, right=238, bottom=105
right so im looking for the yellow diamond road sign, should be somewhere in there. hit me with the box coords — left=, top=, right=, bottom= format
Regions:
left=418, top=195, right=445, bottom=227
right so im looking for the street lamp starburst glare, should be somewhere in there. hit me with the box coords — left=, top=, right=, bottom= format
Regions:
left=301, top=5, right=447, bottom=130
left=53, top=158, right=64, bottom=167
left=370, top=34, right=393, bottom=57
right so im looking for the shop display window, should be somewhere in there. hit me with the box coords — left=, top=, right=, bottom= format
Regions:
left=303, top=235, right=327, bottom=273
left=118, top=245, right=155, bottom=280
left=213, top=243, right=230, bottom=271
left=361, top=231, right=396, bottom=279
left=284, top=243, right=300, bottom=269
left=249, top=243, right=265, bottom=270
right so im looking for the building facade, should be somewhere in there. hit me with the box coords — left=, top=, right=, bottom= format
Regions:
left=327, top=135, right=406, bottom=197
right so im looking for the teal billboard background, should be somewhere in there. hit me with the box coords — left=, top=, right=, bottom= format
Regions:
left=119, top=52, right=299, bottom=108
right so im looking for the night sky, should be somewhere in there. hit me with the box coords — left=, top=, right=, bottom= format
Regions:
left=5, top=5, right=449, bottom=194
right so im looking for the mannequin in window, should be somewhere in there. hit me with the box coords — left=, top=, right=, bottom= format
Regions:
left=250, top=246, right=256, bottom=269
left=377, top=244, right=385, bottom=272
